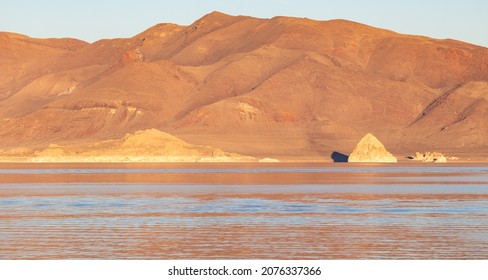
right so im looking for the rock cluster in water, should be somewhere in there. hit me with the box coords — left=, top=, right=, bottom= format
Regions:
left=410, top=152, right=447, bottom=163
left=348, top=133, right=397, bottom=163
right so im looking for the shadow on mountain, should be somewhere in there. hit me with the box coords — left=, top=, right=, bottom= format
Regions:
left=331, top=151, right=349, bottom=162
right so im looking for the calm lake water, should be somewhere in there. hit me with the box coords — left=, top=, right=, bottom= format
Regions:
left=1, top=163, right=488, bottom=259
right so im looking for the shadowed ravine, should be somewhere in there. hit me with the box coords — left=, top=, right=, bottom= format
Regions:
left=1, top=163, right=488, bottom=259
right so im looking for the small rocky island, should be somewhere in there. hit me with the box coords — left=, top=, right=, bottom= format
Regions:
left=348, top=133, right=397, bottom=163
left=409, top=152, right=447, bottom=163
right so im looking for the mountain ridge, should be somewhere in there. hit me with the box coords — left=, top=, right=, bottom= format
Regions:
left=1, top=11, right=487, bottom=161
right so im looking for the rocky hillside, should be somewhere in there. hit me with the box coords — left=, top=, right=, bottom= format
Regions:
left=1, top=11, right=487, bottom=161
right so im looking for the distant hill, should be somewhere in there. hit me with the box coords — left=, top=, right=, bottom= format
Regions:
left=1, top=11, right=487, bottom=161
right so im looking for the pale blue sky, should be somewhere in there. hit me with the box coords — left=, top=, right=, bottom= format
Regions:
left=1, top=0, right=487, bottom=47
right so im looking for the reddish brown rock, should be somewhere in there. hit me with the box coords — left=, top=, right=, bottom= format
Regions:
left=1, top=12, right=487, bottom=161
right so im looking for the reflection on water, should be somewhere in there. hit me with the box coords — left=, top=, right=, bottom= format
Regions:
left=0, top=163, right=488, bottom=259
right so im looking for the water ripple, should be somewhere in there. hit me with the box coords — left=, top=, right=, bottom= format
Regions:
left=1, top=164, right=488, bottom=259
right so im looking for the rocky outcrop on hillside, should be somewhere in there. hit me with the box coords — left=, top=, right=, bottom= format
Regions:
left=27, top=129, right=259, bottom=162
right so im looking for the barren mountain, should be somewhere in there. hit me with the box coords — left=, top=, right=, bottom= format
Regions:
left=1, top=11, right=487, bottom=161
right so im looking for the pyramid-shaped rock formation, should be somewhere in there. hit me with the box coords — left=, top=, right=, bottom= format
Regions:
left=348, top=133, right=397, bottom=163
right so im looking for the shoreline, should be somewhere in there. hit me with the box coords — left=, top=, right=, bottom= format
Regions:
left=0, top=156, right=487, bottom=164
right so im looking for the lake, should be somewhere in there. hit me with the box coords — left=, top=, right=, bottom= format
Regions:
left=1, top=163, right=488, bottom=259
